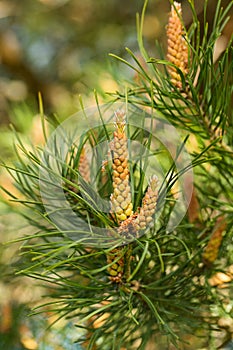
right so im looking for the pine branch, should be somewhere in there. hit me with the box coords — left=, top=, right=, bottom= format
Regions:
left=1, top=1, right=233, bottom=349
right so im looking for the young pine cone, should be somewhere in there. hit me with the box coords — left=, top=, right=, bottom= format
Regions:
left=110, top=110, right=133, bottom=223
left=166, top=1, right=189, bottom=89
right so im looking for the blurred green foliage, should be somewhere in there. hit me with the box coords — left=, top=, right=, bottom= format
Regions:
left=0, top=0, right=232, bottom=123
left=0, top=0, right=167, bottom=120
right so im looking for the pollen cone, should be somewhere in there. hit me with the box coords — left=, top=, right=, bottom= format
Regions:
left=166, top=2, right=189, bottom=89
left=79, top=146, right=90, bottom=183
left=134, top=175, right=158, bottom=232
left=110, top=110, right=133, bottom=223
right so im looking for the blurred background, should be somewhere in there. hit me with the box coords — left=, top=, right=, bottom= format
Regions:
left=0, top=0, right=231, bottom=121
left=0, top=0, right=167, bottom=120
left=0, top=0, right=232, bottom=349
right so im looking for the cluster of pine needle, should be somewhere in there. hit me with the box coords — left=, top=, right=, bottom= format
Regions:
left=1, top=1, right=233, bottom=349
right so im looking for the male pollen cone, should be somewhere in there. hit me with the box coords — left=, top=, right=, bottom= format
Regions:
left=117, top=175, right=159, bottom=239
left=107, top=248, right=124, bottom=283
left=134, top=175, right=158, bottom=231
left=110, top=110, right=133, bottom=223
left=166, top=1, right=189, bottom=89
left=79, top=147, right=90, bottom=183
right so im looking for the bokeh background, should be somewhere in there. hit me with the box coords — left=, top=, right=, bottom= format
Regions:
left=1, top=0, right=232, bottom=121
left=0, top=0, right=232, bottom=349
